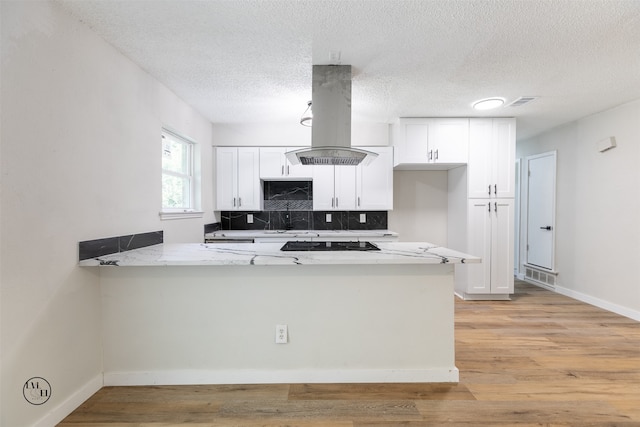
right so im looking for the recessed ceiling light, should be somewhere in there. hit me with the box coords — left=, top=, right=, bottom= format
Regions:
left=472, top=98, right=505, bottom=110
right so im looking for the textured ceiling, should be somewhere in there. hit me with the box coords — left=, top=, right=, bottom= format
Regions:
left=56, top=0, right=640, bottom=139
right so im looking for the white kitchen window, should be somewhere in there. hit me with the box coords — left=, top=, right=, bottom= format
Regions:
left=160, top=129, right=202, bottom=219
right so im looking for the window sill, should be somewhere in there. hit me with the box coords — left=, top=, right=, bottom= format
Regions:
left=159, top=210, right=204, bottom=221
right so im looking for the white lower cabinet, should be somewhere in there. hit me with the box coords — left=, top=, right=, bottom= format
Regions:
left=456, top=198, right=514, bottom=297
left=215, top=147, right=261, bottom=210
left=312, top=165, right=357, bottom=210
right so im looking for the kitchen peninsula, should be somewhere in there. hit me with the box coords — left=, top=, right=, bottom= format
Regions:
left=82, top=242, right=478, bottom=385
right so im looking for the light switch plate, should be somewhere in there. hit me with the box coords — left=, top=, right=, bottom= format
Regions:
left=359, top=213, right=366, bottom=223
left=247, top=213, right=253, bottom=224
left=326, top=213, right=332, bottom=223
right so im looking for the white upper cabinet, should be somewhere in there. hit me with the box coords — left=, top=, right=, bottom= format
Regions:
left=259, top=147, right=312, bottom=179
left=356, top=146, right=394, bottom=210
left=215, top=147, right=261, bottom=210
left=467, top=118, right=516, bottom=198
left=312, top=165, right=357, bottom=211
left=393, top=118, right=469, bottom=169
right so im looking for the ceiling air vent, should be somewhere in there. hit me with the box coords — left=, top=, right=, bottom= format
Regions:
left=508, top=96, right=538, bottom=107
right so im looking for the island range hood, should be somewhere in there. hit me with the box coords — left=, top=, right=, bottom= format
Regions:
left=285, top=65, right=378, bottom=166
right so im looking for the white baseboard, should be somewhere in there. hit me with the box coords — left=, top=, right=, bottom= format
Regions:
left=554, top=285, right=640, bottom=322
left=104, top=368, right=459, bottom=386
left=32, top=373, right=103, bottom=427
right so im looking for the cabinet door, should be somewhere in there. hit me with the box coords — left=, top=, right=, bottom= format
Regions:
left=334, top=166, right=356, bottom=210
left=429, top=119, right=469, bottom=163
left=399, top=120, right=430, bottom=163
left=492, top=119, right=516, bottom=198
left=237, top=147, right=261, bottom=210
left=216, top=147, right=238, bottom=210
left=467, top=119, right=494, bottom=198
left=490, top=199, right=515, bottom=293
left=356, top=147, right=393, bottom=210
left=467, top=200, right=492, bottom=293
left=259, top=147, right=285, bottom=179
left=312, top=165, right=336, bottom=210
left=260, top=147, right=313, bottom=179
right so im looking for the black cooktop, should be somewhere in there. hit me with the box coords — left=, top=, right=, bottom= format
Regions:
left=280, top=241, right=380, bottom=252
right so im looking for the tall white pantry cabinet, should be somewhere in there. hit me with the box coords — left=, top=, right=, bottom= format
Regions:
left=448, top=118, right=516, bottom=300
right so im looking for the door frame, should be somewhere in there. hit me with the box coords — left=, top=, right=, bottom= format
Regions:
left=521, top=150, right=557, bottom=273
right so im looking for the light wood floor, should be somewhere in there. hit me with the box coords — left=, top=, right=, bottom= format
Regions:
left=59, top=281, right=640, bottom=426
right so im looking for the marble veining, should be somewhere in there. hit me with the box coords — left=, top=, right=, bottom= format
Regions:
left=79, top=230, right=163, bottom=261
left=79, top=242, right=479, bottom=267
left=221, top=210, right=387, bottom=231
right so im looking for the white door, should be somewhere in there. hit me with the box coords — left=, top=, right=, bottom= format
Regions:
left=216, top=147, right=238, bottom=210
left=491, top=199, right=515, bottom=293
left=312, top=165, right=337, bottom=210
left=526, top=152, right=556, bottom=270
left=237, top=147, right=261, bottom=210
left=334, top=166, right=356, bottom=210
left=467, top=200, right=492, bottom=293
left=356, top=147, right=393, bottom=210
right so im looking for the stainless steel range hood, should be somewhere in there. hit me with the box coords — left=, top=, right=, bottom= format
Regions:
left=286, top=65, right=378, bottom=166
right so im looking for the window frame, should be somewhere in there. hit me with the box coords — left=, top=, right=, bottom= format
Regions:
left=160, top=128, right=203, bottom=220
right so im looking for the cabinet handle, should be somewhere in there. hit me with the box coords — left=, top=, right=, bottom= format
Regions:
left=287, top=165, right=290, bottom=175
left=434, top=149, right=438, bottom=161
left=331, top=197, right=335, bottom=208
left=238, top=197, right=242, bottom=207
left=494, top=202, right=497, bottom=212
left=357, top=196, right=361, bottom=207
left=428, top=150, right=433, bottom=161
left=336, top=197, right=339, bottom=208
left=488, top=202, right=491, bottom=212
left=494, top=184, right=497, bottom=195
left=233, top=197, right=236, bottom=207
left=281, top=165, right=284, bottom=175
left=488, top=185, right=491, bottom=195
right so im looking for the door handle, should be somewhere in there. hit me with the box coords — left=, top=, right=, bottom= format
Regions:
left=540, top=226, right=552, bottom=230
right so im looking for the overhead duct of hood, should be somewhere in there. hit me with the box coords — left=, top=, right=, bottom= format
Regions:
left=286, top=65, right=378, bottom=166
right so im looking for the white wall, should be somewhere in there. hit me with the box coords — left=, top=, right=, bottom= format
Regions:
left=211, top=122, right=390, bottom=147
left=517, top=99, right=640, bottom=318
left=389, top=171, right=449, bottom=246
left=0, top=2, right=215, bottom=426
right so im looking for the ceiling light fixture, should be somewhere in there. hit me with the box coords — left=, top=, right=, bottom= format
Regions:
left=300, top=101, right=312, bottom=126
left=472, top=98, right=505, bottom=110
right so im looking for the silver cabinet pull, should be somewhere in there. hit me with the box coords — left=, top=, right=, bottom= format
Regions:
left=488, top=202, right=491, bottom=212
left=233, top=197, right=236, bottom=207
left=238, top=197, right=242, bottom=207
left=434, top=149, right=438, bottom=161
left=357, top=196, right=361, bottom=207
left=488, top=185, right=491, bottom=195
left=428, top=150, right=433, bottom=160
left=336, top=197, right=339, bottom=208
left=331, top=197, right=335, bottom=208
left=287, top=165, right=290, bottom=175
left=494, top=184, right=497, bottom=195
left=281, top=165, right=284, bottom=175
left=494, top=202, right=497, bottom=212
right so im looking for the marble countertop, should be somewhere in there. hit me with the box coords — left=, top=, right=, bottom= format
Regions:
left=204, top=229, right=399, bottom=240
left=79, top=242, right=479, bottom=267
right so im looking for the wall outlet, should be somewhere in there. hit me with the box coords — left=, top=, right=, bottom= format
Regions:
left=247, top=213, right=253, bottom=224
left=325, top=213, right=332, bottom=223
left=275, top=324, right=288, bottom=344
left=359, top=213, right=366, bottom=223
